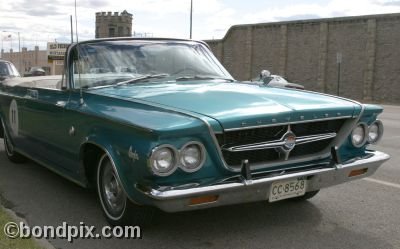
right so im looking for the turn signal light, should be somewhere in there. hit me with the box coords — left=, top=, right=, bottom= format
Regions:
left=189, top=195, right=219, bottom=206
left=348, top=168, right=368, bottom=177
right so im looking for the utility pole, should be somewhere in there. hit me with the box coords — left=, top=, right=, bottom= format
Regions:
left=70, top=15, right=74, bottom=43
left=190, top=0, right=193, bottom=39
left=18, top=32, right=21, bottom=73
left=4, top=31, right=22, bottom=73
left=336, top=52, right=342, bottom=96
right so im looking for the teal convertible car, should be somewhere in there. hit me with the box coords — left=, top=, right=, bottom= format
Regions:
left=0, top=38, right=390, bottom=225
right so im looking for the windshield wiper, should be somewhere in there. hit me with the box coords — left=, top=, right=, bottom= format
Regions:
left=115, top=73, right=169, bottom=87
left=175, top=75, right=234, bottom=82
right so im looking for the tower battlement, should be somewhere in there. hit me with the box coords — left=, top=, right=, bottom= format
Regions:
left=95, top=10, right=133, bottom=38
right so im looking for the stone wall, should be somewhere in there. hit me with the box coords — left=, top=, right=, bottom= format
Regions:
left=206, top=13, right=400, bottom=104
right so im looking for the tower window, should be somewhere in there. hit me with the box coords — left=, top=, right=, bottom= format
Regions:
left=109, top=28, right=115, bottom=37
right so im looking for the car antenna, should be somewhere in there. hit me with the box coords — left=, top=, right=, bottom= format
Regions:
left=74, top=0, right=84, bottom=105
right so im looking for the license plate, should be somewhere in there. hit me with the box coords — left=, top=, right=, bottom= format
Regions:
left=269, top=179, right=307, bottom=202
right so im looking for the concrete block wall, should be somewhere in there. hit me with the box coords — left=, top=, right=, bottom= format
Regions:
left=206, top=13, right=400, bottom=104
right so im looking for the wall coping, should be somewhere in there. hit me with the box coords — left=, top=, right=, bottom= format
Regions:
left=205, top=12, right=400, bottom=43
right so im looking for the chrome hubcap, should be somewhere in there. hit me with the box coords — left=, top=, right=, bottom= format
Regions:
left=100, top=160, right=125, bottom=217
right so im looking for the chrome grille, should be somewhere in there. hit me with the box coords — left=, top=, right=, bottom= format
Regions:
left=216, top=119, right=346, bottom=167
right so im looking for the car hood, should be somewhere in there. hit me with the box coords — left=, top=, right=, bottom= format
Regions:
left=91, top=81, right=361, bottom=130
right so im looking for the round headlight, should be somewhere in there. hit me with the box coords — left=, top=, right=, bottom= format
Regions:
left=351, top=123, right=368, bottom=148
left=368, top=120, right=383, bottom=144
left=149, top=146, right=177, bottom=176
left=179, top=142, right=206, bottom=172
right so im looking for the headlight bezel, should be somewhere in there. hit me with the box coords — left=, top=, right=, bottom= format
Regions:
left=350, top=123, right=368, bottom=148
left=368, top=120, right=384, bottom=144
left=149, top=141, right=207, bottom=176
left=149, top=144, right=179, bottom=177
left=179, top=141, right=206, bottom=173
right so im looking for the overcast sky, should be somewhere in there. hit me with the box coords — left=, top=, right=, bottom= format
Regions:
left=1, top=0, right=400, bottom=51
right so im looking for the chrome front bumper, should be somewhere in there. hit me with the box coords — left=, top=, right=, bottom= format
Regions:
left=138, top=151, right=390, bottom=212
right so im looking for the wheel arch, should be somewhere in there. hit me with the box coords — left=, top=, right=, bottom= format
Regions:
left=0, top=115, right=4, bottom=139
left=79, top=140, right=140, bottom=204
left=79, top=142, right=105, bottom=188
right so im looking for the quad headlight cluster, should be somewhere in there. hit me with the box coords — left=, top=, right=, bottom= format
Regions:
left=149, top=142, right=206, bottom=176
left=350, top=120, right=383, bottom=148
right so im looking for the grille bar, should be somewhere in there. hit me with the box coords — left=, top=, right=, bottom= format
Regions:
left=216, top=119, right=346, bottom=167
left=223, top=132, right=336, bottom=152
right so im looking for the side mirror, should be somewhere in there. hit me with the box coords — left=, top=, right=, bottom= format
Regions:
left=259, top=70, right=272, bottom=84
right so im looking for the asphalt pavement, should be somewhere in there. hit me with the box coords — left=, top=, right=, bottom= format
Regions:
left=0, top=105, right=399, bottom=249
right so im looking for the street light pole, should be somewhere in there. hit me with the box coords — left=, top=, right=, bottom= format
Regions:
left=336, top=52, right=342, bottom=96
left=18, top=32, right=22, bottom=73
left=70, top=15, right=74, bottom=43
left=190, top=0, right=193, bottom=39
left=1, top=31, right=22, bottom=72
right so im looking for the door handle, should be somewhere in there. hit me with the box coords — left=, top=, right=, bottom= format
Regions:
left=56, top=101, right=67, bottom=107
left=26, top=89, right=39, bottom=99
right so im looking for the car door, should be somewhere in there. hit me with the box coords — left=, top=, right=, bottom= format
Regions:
left=0, top=84, right=31, bottom=152
left=21, top=80, right=80, bottom=178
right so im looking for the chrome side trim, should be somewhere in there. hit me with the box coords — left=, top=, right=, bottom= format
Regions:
left=67, top=92, right=154, bottom=133
left=13, top=148, right=87, bottom=188
left=296, top=88, right=365, bottom=109
left=224, top=116, right=352, bottom=131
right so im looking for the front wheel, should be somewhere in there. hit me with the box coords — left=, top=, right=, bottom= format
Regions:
left=3, top=129, right=27, bottom=163
left=97, top=154, right=155, bottom=226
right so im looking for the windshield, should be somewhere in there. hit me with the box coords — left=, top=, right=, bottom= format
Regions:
left=0, top=62, right=20, bottom=77
left=72, top=40, right=233, bottom=88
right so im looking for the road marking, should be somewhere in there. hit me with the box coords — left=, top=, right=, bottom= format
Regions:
left=363, top=178, right=400, bottom=189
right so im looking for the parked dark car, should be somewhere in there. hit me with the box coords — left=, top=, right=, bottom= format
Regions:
left=24, top=67, right=46, bottom=77
left=0, top=60, right=20, bottom=81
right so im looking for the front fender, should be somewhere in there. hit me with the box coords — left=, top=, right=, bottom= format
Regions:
left=80, top=131, right=156, bottom=205
left=338, top=104, right=384, bottom=162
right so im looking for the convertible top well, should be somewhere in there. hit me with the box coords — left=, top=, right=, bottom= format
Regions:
left=2, top=76, right=63, bottom=89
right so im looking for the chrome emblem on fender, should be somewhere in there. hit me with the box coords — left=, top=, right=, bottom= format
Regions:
left=128, top=146, right=139, bottom=162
